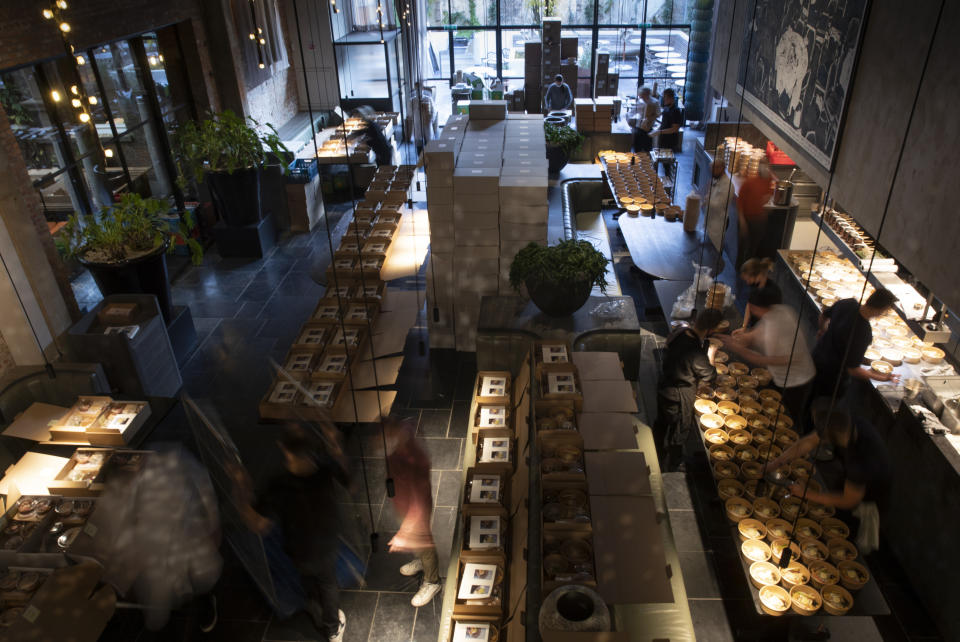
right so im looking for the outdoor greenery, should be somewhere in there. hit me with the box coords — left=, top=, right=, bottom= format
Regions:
left=509, top=239, right=609, bottom=293
left=57, top=193, right=203, bottom=266
left=173, top=110, right=289, bottom=186
left=544, top=122, right=584, bottom=155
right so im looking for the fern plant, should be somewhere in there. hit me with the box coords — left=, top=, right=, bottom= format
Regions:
left=173, top=110, right=290, bottom=186
left=58, top=193, right=203, bottom=266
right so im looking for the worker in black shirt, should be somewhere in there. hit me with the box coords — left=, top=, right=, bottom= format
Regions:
left=655, top=308, right=726, bottom=472
left=353, top=106, right=393, bottom=166
left=735, top=257, right=782, bottom=331
left=651, top=88, right=684, bottom=152
left=231, top=423, right=349, bottom=642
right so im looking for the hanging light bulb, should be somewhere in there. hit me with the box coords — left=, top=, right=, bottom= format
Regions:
left=50, top=90, right=62, bottom=102
left=259, top=38, right=266, bottom=44
left=76, top=55, right=85, bottom=65
left=71, top=98, right=81, bottom=107
left=88, top=96, right=97, bottom=105
left=104, top=148, right=114, bottom=158
left=57, top=0, right=68, bottom=9
left=59, top=22, right=71, bottom=33
left=42, top=8, right=54, bottom=19
left=70, top=85, right=78, bottom=95
left=249, top=33, right=256, bottom=40
left=148, top=56, right=158, bottom=65
left=158, top=54, right=164, bottom=62
left=78, top=112, right=90, bottom=123
left=259, top=62, right=265, bottom=69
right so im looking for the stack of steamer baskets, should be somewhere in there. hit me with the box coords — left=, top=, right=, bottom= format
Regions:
left=599, top=151, right=683, bottom=220
left=694, top=347, right=868, bottom=617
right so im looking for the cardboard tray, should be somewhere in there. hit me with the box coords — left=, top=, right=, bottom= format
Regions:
left=84, top=401, right=151, bottom=447
left=541, top=529, right=597, bottom=593
left=452, top=551, right=507, bottom=619
left=291, top=322, right=332, bottom=351
left=46, top=449, right=113, bottom=497
left=460, top=506, right=509, bottom=558
left=541, top=479, right=592, bottom=533
left=472, top=403, right=513, bottom=435
left=48, top=396, right=113, bottom=443
left=475, top=372, right=513, bottom=406
left=571, top=351, right=625, bottom=381
left=583, top=451, right=651, bottom=496
left=473, top=429, right=515, bottom=473
left=576, top=413, right=638, bottom=451
left=340, top=299, right=381, bottom=326
left=538, top=432, right=586, bottom=482
left=463, top=466, right=511, bottom=513
left=282, top=347, right=322, bottom=378
left=534, top=341, right=572, bottom=372
left=310, top=347, right=354, bottom=381
left=534, top=400, right=578, bottom=433
left=0, top=566, right=55, bottom=606
left=538, top=364, right=583, bottom=411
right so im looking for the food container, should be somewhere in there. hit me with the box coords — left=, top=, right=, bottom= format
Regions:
left=780, top=561, right=810, bottom=590
left=697, top=385, right=715, bottom=399
left=741, top=538, right=771, bottom=564
left=728, top=362, right=750, bottom=376
left=870, top=360, right=894, bottom=375
left=749, top=561, right=781, bottom=589
left=743, top=479, right=760, bottom=501
left=774, top=428, right=799, bottom=448
left=922, top=346, right=945, bottom=364
left=781, top=497, right=807, bottom=520
left=735, top=444, right=759, bottom=463
left=699, top=413, right=725, bottom=431
left=752, top=368, right=773, bottom=386
left=715, top=387, right=738, bottom=401
left=694, top=398, right=719, bottom=416
left=709, top=444, right=735, bottom=464
left=727, top=428, right=752, bottom=446
left=738, top=518, right=767, bottom=541
left=751, top=428, right=773, bottom=445
left=762, top=401, right=787, bottom=418
left=738, top=375, right=759, bottom=389
left=807, top=503, right=835, bottom=521
left=828, top=538, right=858, bottom=564
left=716, top=400, right=740, bottom=416
left=764, top=518, right=793, bottom=542
left=715, top=363, right=729, bottom=375
left=741, top=461, right=763, bottom=480
left=838, top=561, right=869, bottom=591
left=759, top=585, right=791, bottom=616
left=820, top=517, right=850, bottom=539
left=716, top=374, right=737, bottom=389
left=724, top=414, right=748, bottom=431
left=790, top=584, right=822, bottom=615
left=718, top=478, right=745, bottom=500
left=725, top=496, right=753, bottom=523
left=753, top=498, right=780, bottom=521
left=791, top=459, right=814, bottom=479
left=748, top=414, right=771, bottom=430
left=901, top=347, right=922, bottom=364
left=739, top=400, right=762, bottom=416
left=704, top=428, right=730, bottom=445
left=773, top=415, right=794, bottom=431
left=799, top=538, right=829, bottom=564
left=821, top=584, right=854, bottom=615
left=809, top=560, right=840, bottom=590
left=863, top=348, right=882, bottom=363
left=770, top=538, right=801, bottom=564
left=738, top=388, right=760, bottom=402
left=794, top=518, right=822, bottom=540
left=714, top=461, right=740, bottom=479
left=758, top=389, right=782, bottom=403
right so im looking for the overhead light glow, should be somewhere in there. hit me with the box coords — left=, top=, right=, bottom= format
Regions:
left=59, top=22, right=70, bottom=32
left=104, top=148, right=114, bottom=158
left=78, top=112, right=90, bottom=123
left=50, top=90, right=61, bottom=102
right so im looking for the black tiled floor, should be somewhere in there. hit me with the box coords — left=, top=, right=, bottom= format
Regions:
left=367, top=592, right=417, bottom=641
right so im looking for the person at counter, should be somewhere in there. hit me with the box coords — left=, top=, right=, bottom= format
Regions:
left=736, top=257, right=781, bottom=329
left=628, top=86, right=661, bottom=153
left=766, top=398, right=890, bottom=545
left=719, top=289, right=815, bottom=418
left=735, top=165, right=775, bottom=265
left=651, top=88, right=683, bottom=153
left=353, top=106, right=393, bottom=166
left=808, top=289, right=900, bottom=422
left=655, top=308, right=726, bottom=472
left=544, top=74, right=573, bottom=112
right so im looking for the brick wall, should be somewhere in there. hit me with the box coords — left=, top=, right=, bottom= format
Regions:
left=0, top=0, right=201, bottom=71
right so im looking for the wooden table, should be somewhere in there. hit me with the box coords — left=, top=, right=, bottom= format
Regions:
left=618, top=212, right=730, bottom=281
left=653, top=279, right=742, bottom=328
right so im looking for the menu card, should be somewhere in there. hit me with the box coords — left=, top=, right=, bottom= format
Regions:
left=468, top=515, right=501, bottom=550
left=480, top=376, right=507, bottom=397
left=479, top=437, right=510, bottom=464
left=478, top=406, right=506, bottom=428
left=548, top=372, right=577, bottom=394
left=269, top=381, right=298, bottom=404
left=285, top=352, right=313, bottom=373
left=541, top=345, right=568, bottom=363
left=458, top=563, right=497, bottom=600
left=452, top=621, right=491, bottom=642
left=305, top=381, right=337, bottom=406
left=318, top=353, right=348, bottom=374
left=469, top=474, right=500, bottom=503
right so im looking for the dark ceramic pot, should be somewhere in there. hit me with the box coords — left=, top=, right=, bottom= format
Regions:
left=546, top=144, right=570, bottom=174
left=526, top=276, right=593, bottom=317
left=80, top=242, right=172, bottom=321
left=205, top=167, right=262, bottom=226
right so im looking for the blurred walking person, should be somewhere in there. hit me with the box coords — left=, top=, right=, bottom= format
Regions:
left=384, top=417, right=442, bottom=607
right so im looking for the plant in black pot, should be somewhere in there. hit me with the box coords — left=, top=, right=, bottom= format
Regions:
left=58, top=193, right=203, bottom=322
left=509, top=239, right=609, bottom=317
left=174, top=110, right=289, bottom=227
left=544, top=122, right=584, bottom=174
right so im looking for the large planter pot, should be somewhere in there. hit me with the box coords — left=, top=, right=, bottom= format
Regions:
left=546, top=144, right=570, bottom=174
left=81, top=243, right=173, bottom=322
left=526, top=276, right=593, bottom=317
left=205, top=167, right=262, bottom=226
left=539, top=585, right=611, bottom=634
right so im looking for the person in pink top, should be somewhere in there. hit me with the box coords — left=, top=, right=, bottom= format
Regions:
left=384, top=417, right=441, bottom=607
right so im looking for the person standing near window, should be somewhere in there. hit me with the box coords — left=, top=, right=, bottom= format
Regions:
left=544, top=74, right=573, bottom=112
left=651, top=88, right=684, bottom=152
left=628, top=86, right=661, bottom=153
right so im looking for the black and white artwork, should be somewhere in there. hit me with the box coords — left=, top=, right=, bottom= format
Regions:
left=736, top=0, right=869, bottom=169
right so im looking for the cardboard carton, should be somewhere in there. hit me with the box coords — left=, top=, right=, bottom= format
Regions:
left=453, top=167, right=501, bottom=194
left=468, top=100, right=508, bottom=121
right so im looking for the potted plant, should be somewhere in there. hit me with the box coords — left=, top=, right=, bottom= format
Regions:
left=174, top=110, right=289, bottom=226
left=509, top=239, right=609, bottom=317
left=544, top=122, right=584, bottom=173
left=58, top=193, right=203, bottom=321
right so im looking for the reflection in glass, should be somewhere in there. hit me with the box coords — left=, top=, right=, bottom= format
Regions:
left=142, top=35, right=174, bottom=114
left=118, top=125, right=172, bottom=198
left=91, top=40, right=147, bottom=134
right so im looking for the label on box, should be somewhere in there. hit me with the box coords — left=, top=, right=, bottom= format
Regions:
left=314, top=304, right=340, bottom=321
left=453, top=621, right=491, bottom=642
left=478, top=406, right=506, bottom=428
left=347, top=304, right=371, bottom=321
left=470, top=474, right=501, bottom=503
left=269, top=381, right=298, bottom=404
left=458, top=562, right=498, bottom=600
left=541, top=345, right=568, bottom=363
left=318, top=353, right=348, bottom=374
left=548, top=372, right=577, bottom=394
left=103, top=325, right=140, bottom=339
left=305, top=381, right=337, bottom=406
left=285, top=352, right=314, bottom=373
left=297, top=327, right=327, bottom=346
left=479, top=437, right=510, bottom=464
left=469, top=516, right=501, bottom=550
left=480, top=375, right=507, bottom=397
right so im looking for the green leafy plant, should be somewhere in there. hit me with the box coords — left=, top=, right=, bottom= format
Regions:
left=509, top=239, right=609, bottom=293
left=544, top=122, right=584, bottom=156
left=173, top=110, right=290, bottom=186
left=58, top=193, right=203, bottom=266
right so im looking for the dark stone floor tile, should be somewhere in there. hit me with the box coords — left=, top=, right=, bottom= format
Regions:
left=377, top=497, right=402, bottom=532
left=431, top=506, right=457, bottom=573
left=349, top=458, right=388, bottom=505
left=363, top=532, right=420, bottom=592
left=259, top=295, right=317, bottom=323
left=213, top=582, right=274, bottom=623
left=435, top=470, right=462, bottom=508
left=276, top=270, right=325, bottom=297
left=662, top=472, right=694, bottom=510
left=449, top=401, right=471, bottom=439
left=262, top=611, right=326, bottom=641
left=430, top=470, right=441, bottom=506
left=417, top=408, right=451, bottom=437
left=235, top=299, right=266, bottom=319
left=367, top=592, right=417, bottom=641
left=678, top=550, right=721, bottom=599
left=669, top=509, right=704, bottom=553
left=689, top=599, right=735, bottom=642
left=421, top=437, right=463, bottom=471
left=412, top=599, right=442, bottom=642
left=340, top=590, right=379, bottom=642
left=182, top=296, right=244, bottom=319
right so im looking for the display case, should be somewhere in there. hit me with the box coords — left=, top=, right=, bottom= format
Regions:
left=333, top=30, right=403, bottom=114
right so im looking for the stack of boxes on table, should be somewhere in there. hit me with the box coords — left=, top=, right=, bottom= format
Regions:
left=260, top=165, right=415, bottom=420
left=447, top=357, right=531, bottom=642
left=573, top=97, right=614, bottom=133
left=593, top=50, right=619, bottom=97
left=424, top=104, right=548, bottom=351
left=541, top=18, right=562, bottom=108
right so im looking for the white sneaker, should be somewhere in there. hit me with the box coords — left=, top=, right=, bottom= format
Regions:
left=411, top=582, right=441, bottom=607
left=399, top=558, right=423, bottom=576
left=329, top=609, right=346, bottom=642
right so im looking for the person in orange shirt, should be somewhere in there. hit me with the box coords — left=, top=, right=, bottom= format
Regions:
left=735, top=162, right=775, bottom=265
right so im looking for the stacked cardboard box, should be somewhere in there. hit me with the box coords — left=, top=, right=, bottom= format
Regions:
left=561, top=36, right=578, bottom=59
left=593, top=51, right=610, bottom=98
left=508, top=89, right=525, bottom=112
left=593, top=97, right=615, bottom=133
left=574, top=98, right=594, bottom=133
left=541, top=18, right=562, bottom=104
left=500, top=117, right=548, bottom=291
left=524, top=40, right=542, bottom=114
left=560, top=62, right=578, bottom=98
